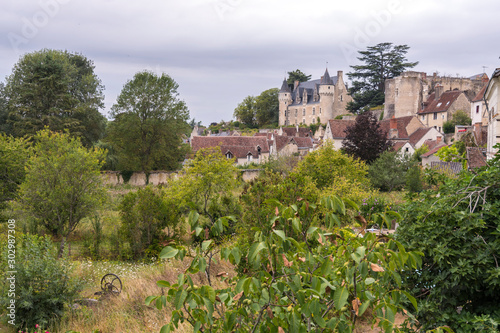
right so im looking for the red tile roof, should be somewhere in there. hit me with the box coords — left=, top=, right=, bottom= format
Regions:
left=472, top=84, right=488, bottom=102
left=418, top=90, right=463, bottom=114
left=409, top=127, right=432, bottom=145
left=281, top=127, right=313, bottom=137
left=327, top=119, right=355, bottom=138
left=466, top=147, right=487, bottom=169
left=191, top=136, right=270, bottom=159
left=421, top=142, right=447, bottom=157
left=380, top=116, right=415, bottom=139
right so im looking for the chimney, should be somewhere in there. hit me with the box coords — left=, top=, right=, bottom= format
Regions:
left=337, top=70, right=343, bottom=79
left=389, top=116, right=398, bottom=138
left=435, top=84, right=444, bottom=100
left=436, top=136, right=442, bottom=144
left=474, top=122, right=482, bottom=143
left=294, top=80, right=300, bottom=91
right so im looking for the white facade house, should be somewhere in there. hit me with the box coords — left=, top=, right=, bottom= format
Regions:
left=484, top=68, right=500, bottom=159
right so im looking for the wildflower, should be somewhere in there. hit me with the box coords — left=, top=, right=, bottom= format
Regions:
left=36, top=325, right=39, bottom=328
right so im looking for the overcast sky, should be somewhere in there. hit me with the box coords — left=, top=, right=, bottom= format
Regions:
left=1, top=0, right=499, bottom=125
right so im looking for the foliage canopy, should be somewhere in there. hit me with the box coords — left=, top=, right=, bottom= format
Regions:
left=3, top=49, right=106, bottom=146
left=347, top=43, right=418, bottom=114
left=105, top=71, right=190, bottom=174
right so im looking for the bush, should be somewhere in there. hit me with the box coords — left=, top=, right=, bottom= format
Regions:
left=368, top=151, right=409, bottom=192
left=443, top=120, right=455, bottom=134
left=119, top=186, right=182, bottom=259
left=0, top=234, right=79, bottom=330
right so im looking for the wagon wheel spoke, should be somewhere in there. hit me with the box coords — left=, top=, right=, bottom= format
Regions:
left=100, top=274, right=122, bottom=295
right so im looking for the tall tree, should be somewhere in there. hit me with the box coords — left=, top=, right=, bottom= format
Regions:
left=286, top=69, right=311, bottom=85
left=347, top=43, right=418, bottom=114
left=233, top=95, right=256, bottom=127
left=19, top=130, right=107, bottom=257
left=342, top=111, right=392, bottom=163
left=105, top=71, right=190, bottom=174
left=255, top=88, right=279, bottom=127
left=3, top=49, right=106, bottom=146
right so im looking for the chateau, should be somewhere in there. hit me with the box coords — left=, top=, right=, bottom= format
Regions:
left=278, top=69, right=352, bottom=126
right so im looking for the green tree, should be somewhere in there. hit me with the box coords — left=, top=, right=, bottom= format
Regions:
left=233, top=95, right=257, bottom=127
left=397, top=151, right=500, bottom=331
left=0, top=135, right=30, bottom=216
left=19, top=129, right=107, bottom=257
left=342, top=111, right=392, bottom=163
left=368, top=150, right=409, bottom=192
left=3, top=49, right=106, bottom=146
left=149, top=198, right=422, bottom=332
left=119, top=186, right=182, bottom=259
left=0, top=83, right=11, bottom=135
left=294, top=142, right=369, bottom=189
left=287, top=69, right=311, bottom=86
left=105, top=71, right=190, bottom=175
left=255, top=88, right=279, bottom=127
left=169, top=147, right=240, bottom=223
left=0, top=234, right=79, bottom=330
left=444, top=110, right=473, bottom=133
left=347, top=43, right=418, bottom=114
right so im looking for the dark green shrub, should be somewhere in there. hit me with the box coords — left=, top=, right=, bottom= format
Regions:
left=443, top=120, right=455, bottom=134
left=119, top=186, right=182, bottom=259
left=0, top=234, right=79, bottom=330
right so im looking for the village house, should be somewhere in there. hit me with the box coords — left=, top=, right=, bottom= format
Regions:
left=417, top=85, right=471, bottom=132
left=278, top=69, right=351, bottom=126
left=324, top=115, right=442, bottom=155
left=484, top=68, right=500, bottom=158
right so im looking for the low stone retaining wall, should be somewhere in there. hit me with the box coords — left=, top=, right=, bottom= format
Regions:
left=102, top=169, right=262, bottom=186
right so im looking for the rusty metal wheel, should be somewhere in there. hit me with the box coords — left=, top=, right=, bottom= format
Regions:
left=100, top=273, right=122, bottom=295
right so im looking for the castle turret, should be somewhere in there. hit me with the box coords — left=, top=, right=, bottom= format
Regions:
left=279, top=78, right=292, bottom=126
left=319, top=68, right=335, bottom=122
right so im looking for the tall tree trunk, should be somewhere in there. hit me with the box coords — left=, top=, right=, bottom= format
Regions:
left=58, top=235, right=66, bottom=259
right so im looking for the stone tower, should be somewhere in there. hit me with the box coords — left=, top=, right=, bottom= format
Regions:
left=278, top=79, right=292, bottom=125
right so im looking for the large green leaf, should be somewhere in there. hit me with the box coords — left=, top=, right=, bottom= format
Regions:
left=159, top=246, right=179, bottom=259
left=334, top=286, right=349, bottom=310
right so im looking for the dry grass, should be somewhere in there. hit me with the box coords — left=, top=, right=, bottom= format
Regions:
left=56, top=253, right=236, bottom=333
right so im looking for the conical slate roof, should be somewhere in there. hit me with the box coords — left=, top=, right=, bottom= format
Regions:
left=280, top=78, right=291, bottom=93
left=320, top=68, right=333, bottom=85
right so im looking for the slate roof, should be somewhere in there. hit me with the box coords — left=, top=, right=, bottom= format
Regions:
left=288, top=73, right=339, bottom=107
left=418, top=90, right=463, bottom=114
left=280, top=79, right=291, bottom=93
left=326, top=119, right=355, bottom=139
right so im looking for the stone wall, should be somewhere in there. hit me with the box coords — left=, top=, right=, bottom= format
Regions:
left=102, top=169, right=261, bottom=186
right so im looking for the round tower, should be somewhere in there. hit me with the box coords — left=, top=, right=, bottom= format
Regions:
left=278, top=78, right=292, bottom=126
left=318, top=68, right=335, bottom=123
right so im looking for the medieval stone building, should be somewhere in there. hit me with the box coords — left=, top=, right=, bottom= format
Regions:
left=278, top=69, right=351, bottom=126
left=384, top=71, right=488, bottom=119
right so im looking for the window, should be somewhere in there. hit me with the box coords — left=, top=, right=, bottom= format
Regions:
left=284, top=110, right=287, bottom=117
left=295, top=109, right=298, bottom=117
left=247, top=154, right=253, bottom=162
left=442, top=114, right=445, bottom=119
left=302, top=118, right=306, bottom=124
left=405, top=147, right=409, bottom=152
left=433, top=113, right=438, bottom=120
left=312, top=107, right=316, bottom=115
left=302, top=108, right=305, bottom=116
left=341, top=95, right=343, bottom=101
left=312, top=118, right=316, bottom=124
left=319, top=108, right=322, bottom=114
left=421, top=115, right=425, bottom=121
left=476, top=105, right=480, bottom=114
left=226, top=152, right=233, bottom=159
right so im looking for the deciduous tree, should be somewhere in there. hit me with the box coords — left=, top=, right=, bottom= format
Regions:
left=3, top=49, right=106, bottom=146
left=105, top=71, right=190, bottom=175
left=255, top=88, right=279, bottom=127
left=233, top=96, right=257, bottom=127
left=342, top=111, right=392, bottom=163
left=347, top=43, right=418, bottom=114
left=19, top=130, right=107, bottom=257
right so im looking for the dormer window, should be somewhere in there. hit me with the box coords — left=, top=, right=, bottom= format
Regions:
left=257, top=146, right=261, bottom=155
left=226, top=152, right=233, bottom=159
left=247, top=154, right=253, bottom=162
